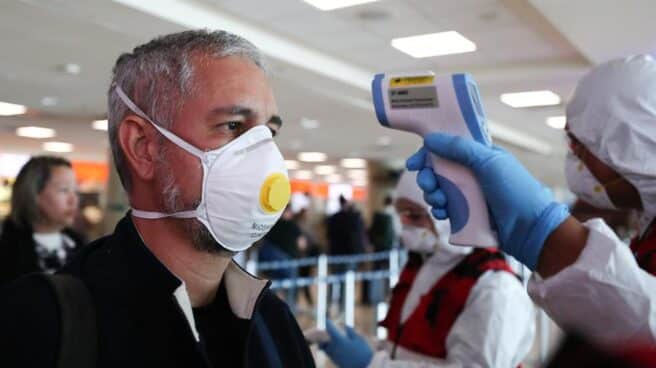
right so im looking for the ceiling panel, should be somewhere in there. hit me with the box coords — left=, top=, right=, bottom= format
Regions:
left=2, top=0, right=650, bottom=189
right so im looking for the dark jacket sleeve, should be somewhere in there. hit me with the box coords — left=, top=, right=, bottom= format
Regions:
left=248, top=290, right=315, bottom=367
left=0, top=221, right=40, bottom=286
left=0, top=274, right=60, bottom=367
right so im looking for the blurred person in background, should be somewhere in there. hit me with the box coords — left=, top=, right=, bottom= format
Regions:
left=368, top=195, right=397, bottom=254
left=0, top=156, right=83, bottom=285
left=265, top=205, right=305, bottom=260
left=363, top=195, right=396, bottom=305
left=326, top=194, right=368, bottom=308
left=327, top=195, right=367, bottom=258
left=318, top=170, right=535, bottom=367
left=294, top=206, right=320, bottom=305
left=262, top=205, right=306, bottom=309
left=384, top=194, right=403, bottom=244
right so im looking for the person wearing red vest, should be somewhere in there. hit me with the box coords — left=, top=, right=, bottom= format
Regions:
left=318, top=170, right=535, bottom=367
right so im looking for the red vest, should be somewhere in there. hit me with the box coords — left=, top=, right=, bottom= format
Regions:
left=379, top=248, right=517, bottom=359
left=631, top=221, right=656, bottom=276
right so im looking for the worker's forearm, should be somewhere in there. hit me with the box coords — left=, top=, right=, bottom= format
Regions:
left=536, top=216, right=590, bottom=278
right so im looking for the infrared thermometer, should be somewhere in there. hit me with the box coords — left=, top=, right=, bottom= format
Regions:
left=372, top=72, right=498, bottom=248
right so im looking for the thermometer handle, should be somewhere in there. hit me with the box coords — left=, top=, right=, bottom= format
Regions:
left=430, top=154, right=498, bottom=247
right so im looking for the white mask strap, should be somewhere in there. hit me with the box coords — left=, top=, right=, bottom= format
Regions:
left=114, top=86, right=206, bottom=159
left=131, top=209, right=199, bottom=219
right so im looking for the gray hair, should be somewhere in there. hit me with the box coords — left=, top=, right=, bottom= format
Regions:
left=108, top=29, right=266, bottom=192
left=9, top=156, right=72, bottom=229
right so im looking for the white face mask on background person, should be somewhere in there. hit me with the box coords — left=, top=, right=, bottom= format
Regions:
left=565, top=152, right=616, bottom=210
left=115, top=86, right=291, bottom=252
left=401, top=226, right=438, bottom=254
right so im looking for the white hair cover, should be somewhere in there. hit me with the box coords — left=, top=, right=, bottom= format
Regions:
left=567, top=55, right=656, bottom=233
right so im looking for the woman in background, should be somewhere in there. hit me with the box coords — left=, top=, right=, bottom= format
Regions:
left=0, top=156, right=83, bottom=285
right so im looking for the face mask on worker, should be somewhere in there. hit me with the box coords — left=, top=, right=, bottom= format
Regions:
left=401, top=225, right=438, bottom=254
left=565, top=152, right=616, bottom=210
left=115, top=86, right=291, bottom=252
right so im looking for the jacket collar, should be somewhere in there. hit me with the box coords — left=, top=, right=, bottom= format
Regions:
left=112, top=214, right=269, bottom=320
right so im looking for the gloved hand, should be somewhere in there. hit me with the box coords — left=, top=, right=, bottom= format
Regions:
left=319, top=320, right=373, bottom=368
left=407, top=133, right=570, bottom=270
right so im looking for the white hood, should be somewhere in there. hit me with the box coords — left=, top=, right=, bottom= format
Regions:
left=567, top=54, right=656, bottom=234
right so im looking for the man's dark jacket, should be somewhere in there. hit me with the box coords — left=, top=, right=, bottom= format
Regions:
left=0, top=215, right=315, bottom=367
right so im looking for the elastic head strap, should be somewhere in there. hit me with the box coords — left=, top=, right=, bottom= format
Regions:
left=114, top=86, right=206, bottom=160
left=131, top=209, right=199, bottom=220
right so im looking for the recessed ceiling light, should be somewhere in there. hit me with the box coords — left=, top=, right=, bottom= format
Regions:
left=300, top=117, right=320, bottom=129
left=325, top=174, right=342, bottom=183
left=298, top=152, right=327, bottom=162
left=285, top=160, right=300, bottom=170
left=92, top=119, right=108, bottom=131
left=63, top=63, right=81, bottom=75
left=500, top=90, right=561, bottom=108
left=16, top=126, right=56, bottom=139
left=391, top=31, right=476, bottom=58
left=546, top=116, right=567, bottom=129
left=43, top=141, right=73, bottom=153
left=40, top=96, right=58, bottom=106
left=303, top=0, right=378, bottom=11
left=340, top=158, right=367, bottom=169
left=376, top=136, right=392, bottom=146
left=314, top=165, right=336, bottom=175
left=347, top=169, right=367, bottom=179
left=0, top=153, right=29, bottom=178
left=114, top=0, right=372, bottom=91
left=0, top=101, right=27, bottom=116
left=294, top=170, right=313, bottom=180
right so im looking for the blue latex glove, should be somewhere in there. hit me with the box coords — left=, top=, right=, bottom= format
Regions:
left=319, top=320, right=373, bottom=368
left=407, top=133, right=570, bottom=270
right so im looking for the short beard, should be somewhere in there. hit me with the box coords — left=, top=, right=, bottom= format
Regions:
left=155, top=147, right=234, bottom=257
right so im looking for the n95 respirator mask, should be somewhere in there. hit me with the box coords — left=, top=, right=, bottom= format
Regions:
left=565, top=152, right=617, bottom=210
left=401, top=226, right=438, bottom=254
left=115, top=86, right=291, bottom=252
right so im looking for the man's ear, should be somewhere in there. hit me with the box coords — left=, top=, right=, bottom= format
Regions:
left=118, top=115, right=161, bottom=183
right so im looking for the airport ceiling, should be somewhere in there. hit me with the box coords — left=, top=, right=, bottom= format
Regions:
left=0, top=0, right=654, bottom=187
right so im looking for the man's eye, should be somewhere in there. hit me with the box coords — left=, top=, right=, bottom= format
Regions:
left=218, top=121, right=243, bottom=132
left=226, top=121, right=242, bottom=131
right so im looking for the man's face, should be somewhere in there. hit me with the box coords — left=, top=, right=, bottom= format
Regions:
left=156, top=55, right=281, bottom=252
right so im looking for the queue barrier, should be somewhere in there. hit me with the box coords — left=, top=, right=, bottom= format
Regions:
left=269, top=269, right=392, bottom=289
left=246, top=249, right=406, bottom=332
left=246, top=248, right=552, bottom=365
left=254, top=250, right=397, bottom=271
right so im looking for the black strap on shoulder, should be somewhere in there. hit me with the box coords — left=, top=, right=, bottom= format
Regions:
left=42, top=274, right=97, bottom=368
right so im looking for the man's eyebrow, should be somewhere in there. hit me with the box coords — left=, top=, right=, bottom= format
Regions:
left=207, top=105, right=254, bottom=118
